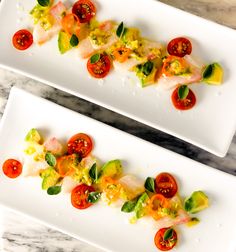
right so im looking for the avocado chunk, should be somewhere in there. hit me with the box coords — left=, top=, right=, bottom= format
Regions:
left=40, top=167, right=60, bottom=190
left=25, top=128, right=41, bottom=143
left=134, top=192, right=149, bottom=219
left=101, top=159, right=123, bottom=178
left=58, top=31, right=72, bottom=54
left=202, top=63, right=223, bottom=85
left=136, top=58, right=162, bottom=87
left=184, top=191, right=209, bottom=214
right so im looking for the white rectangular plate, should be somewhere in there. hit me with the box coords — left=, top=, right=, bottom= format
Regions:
left=0, top=0, right=236, bottom=157
left=0, top=87, right=236, bottom=252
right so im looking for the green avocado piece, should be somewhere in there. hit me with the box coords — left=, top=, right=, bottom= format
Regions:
left=58, top=31, right=72, bottom=54
left=25, top=128, right=41, bottom=143
left=184, top=191, right=209, bottom=214
left=101, top=159, right=123, bottom=178
left=134, top=192, right=149, bottom=219
left=202, top=63, right=223, bottom=85
left=136, top=58, right=162, bottom=87
left=40, top=167, right=60, bottom=190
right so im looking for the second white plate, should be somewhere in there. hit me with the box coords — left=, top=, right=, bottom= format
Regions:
left=0, top=87, right=236, bottom=252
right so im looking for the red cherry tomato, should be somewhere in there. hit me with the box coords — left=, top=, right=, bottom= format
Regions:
left=167, top=37, right=192, bottom=58
left=154, top=227, right=178, bottom=251
left=12, top=29, right=33, bottom=50
left=171, top=86, right=196, bottom=110
left=72, top=0, right=96, bottom=23
left=155, top=173, right=178, bottom=198
left=87, top=53, right=111, bottom=78
left=67, top=133, right=93, bottom=158
left=2, top=159, right=22, bottom=178
left=71, top=184, right=95, bottom=209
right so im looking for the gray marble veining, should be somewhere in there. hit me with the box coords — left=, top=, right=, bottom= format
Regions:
left=0, top=0, right=236, bottom=252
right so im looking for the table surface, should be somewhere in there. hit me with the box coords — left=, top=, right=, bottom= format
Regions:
left=0, top=0, right=236, bottom=251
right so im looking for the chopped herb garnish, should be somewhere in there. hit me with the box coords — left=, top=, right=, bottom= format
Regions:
left=121, top=198, right=138, bottom=213
left=116, top=22, right=124, bottom=38
left=45, top=152, right=56, bottom=167
left=163, top=228, right=174, bottom=241
left=88, top=191, right=101, bottom=203
left=90, top=53, right=100, bottom=64
left=142, top=61, right=154, bottom=76
left=70, top=34, right=79, bottom=47
left=89, top=163, right=101, bottom=182
left=178, top=85, right=189, bottom=100
left=47, top=186, right=61, bottom=195
left=144, top=177, right=155, bottom=193
left=37, top=0, right=50, bottom=7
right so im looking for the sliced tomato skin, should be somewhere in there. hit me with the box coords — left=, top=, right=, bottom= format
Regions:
left=71, top=184, right=95, bottom=209
left=87, top=53, right=111, bottom=78
left=72, top=0, right=96, bottom=23
left=167, top=37, right=192, bottom=58
left=12, top=29, right=33, bottom=50
left=2, top=159, right=23, bottom=178
left=61, top=13, right=81, bottom=37
left=154, top=227, right=178, bottom=251
left=171, top=87, right=196, bottom=110
left=155, top=173, right=178, bottom=198
left=67, top=133, right=93, bottom=158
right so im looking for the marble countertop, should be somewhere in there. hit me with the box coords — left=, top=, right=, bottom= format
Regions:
left=0, top=0, right=236, bottom=251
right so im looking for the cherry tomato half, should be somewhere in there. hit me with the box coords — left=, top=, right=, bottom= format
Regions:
left=12, top=29, right=33, bottom=50
left=154, top=227, right=178, bottom=251
left=72, top=0, right=96, bottom=23
left=167, top=37, right=192, bottom=58
left=2, top=159, right=22, bottom=178
left=61, top=13, right=81, bottom=37
left=67, top=133, right=93, bottom=158
left=71, top=184, right=95, bottom=209
left=87, top=53, right=111, bottom=78
left=155, top=173, right=178, bottom=198
left=56, top=154, right=78, bottom=177
left=171, top=86, right=196, bottom=110
left=148, top=194, right=170, bottom=220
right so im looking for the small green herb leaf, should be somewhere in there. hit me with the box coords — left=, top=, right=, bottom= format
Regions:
left=89, top=163, right=101, bottom=182
left=178, top=85, right=189, bottom=100
left=121, top=199, right=138, bottom=213
left=203, top=64, right=213, bottom=79
left=163, top=228, right=174, bottom=241
left=70, top=34, right=79, bottom=47
left=90, top=53, right=100, bottom=64
left=47, top=186, right=61, bottom=195
left=45, top=152, right=56, bottom=167
left=37, top=0, right=50, bottom=7
left=88, top=191, right=101, bottom=203
left=142, top=61, right=154, bottom=76
left=116, top=22, right=124, bottom=38
left=144, top=177, right=155, bottom=193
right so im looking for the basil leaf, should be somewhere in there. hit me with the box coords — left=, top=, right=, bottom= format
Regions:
left=163, top=228, right=174, bottom=241
left=45, top=152, right=56, bottom=167
left=89, top=163, right=100, bottom=182
left=178, top=85, right=189, bottom=100
left=90, top=54, right=100, bottom=64
left=142, top=61, right=153, bottom=76
left=121, top=198, right=138, bottom=213
left=203, top=64, right=213, bottom=79
left=37, top=0, right=50, bottom=7
left=88, top=191, right=101, bottom=203
left=116, top=22, right=124, bottom=38
left=70, top=34, right=79, bottom=47
left=47, top=186, right=61, bottom=195
left=144, top=177, right=155, bottom=193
